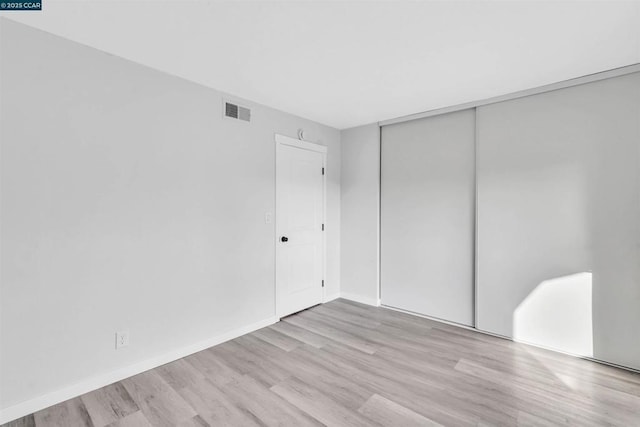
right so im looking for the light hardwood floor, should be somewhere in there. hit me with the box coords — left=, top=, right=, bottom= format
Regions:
left=5, top=299, right=640, bottom=426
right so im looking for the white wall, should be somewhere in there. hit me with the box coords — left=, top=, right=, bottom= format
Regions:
left=340, top=124, right=379, bottom=305
left=0, top=19, right=340, bottom=417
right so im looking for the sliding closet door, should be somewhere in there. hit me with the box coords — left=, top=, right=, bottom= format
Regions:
left=477, top=72, right=640, bottom=369
left=381, top=109, right=475, bottom=325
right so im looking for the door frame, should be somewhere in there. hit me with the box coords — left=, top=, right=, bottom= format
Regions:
left=274, top=133, right=328, bottom=318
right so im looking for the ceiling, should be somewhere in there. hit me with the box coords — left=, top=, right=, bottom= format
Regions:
left=5, top=1, right=640, bottom=129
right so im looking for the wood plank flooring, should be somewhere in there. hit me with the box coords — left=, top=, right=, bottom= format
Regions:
left=4, top=299, right=640, bottom=426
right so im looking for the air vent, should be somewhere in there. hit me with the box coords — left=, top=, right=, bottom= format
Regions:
left=225, top=102, right=238, bottom=119
left=238, top=106, right=251, bottom=122
left=224, top=101, right=251, bottom=122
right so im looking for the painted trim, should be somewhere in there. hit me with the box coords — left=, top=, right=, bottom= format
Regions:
left=324, top=293, right=341, bottom=303
left=472, top=107, right=479, bottom=328
left=275, top=133, right=328, bottom=153
left=376, top=126, right=382, bottom=304
left=0, top=316, right=278, bottom=425
left=340, top=292, right=381, bottom=307
left=381, top=304, right=640, bottom=374
left=379, top=63, right=640, bottom=127
left=321, top=147, right=328, bottom=304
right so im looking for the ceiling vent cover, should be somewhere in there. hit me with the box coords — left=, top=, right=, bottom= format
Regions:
left=224, top=101, right=251, bottom=122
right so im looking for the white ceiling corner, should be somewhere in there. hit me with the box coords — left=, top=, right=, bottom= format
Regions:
left=5, top=0, right=640, bottom=129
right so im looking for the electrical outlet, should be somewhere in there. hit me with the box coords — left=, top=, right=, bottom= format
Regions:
left=265, top=212, right=272, bottom=224
left=115, top=330, right=129, bottom=349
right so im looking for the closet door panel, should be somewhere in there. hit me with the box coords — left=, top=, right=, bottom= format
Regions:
left=381, top=109, right=475, bottom=326
left=476, top=72, right=640, bottom=369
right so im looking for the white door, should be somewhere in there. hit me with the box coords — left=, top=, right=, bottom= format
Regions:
left=276, top=135, right=325, bottom=318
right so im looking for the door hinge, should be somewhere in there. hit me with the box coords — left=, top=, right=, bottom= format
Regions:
left=322, top=167, right=325, bottom=175
left=322, top=280, right=325, bottom=288
left=322, top=223, right=325, bottom=231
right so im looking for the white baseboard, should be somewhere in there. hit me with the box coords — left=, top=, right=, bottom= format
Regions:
left=0, top=316, right=277, bottom=425
left=324, top=292, right=341, bottom=303
left=339, top=292, right=380, bottom=307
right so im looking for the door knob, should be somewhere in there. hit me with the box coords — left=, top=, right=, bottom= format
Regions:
left=281, top=236, right=289, bottom=242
